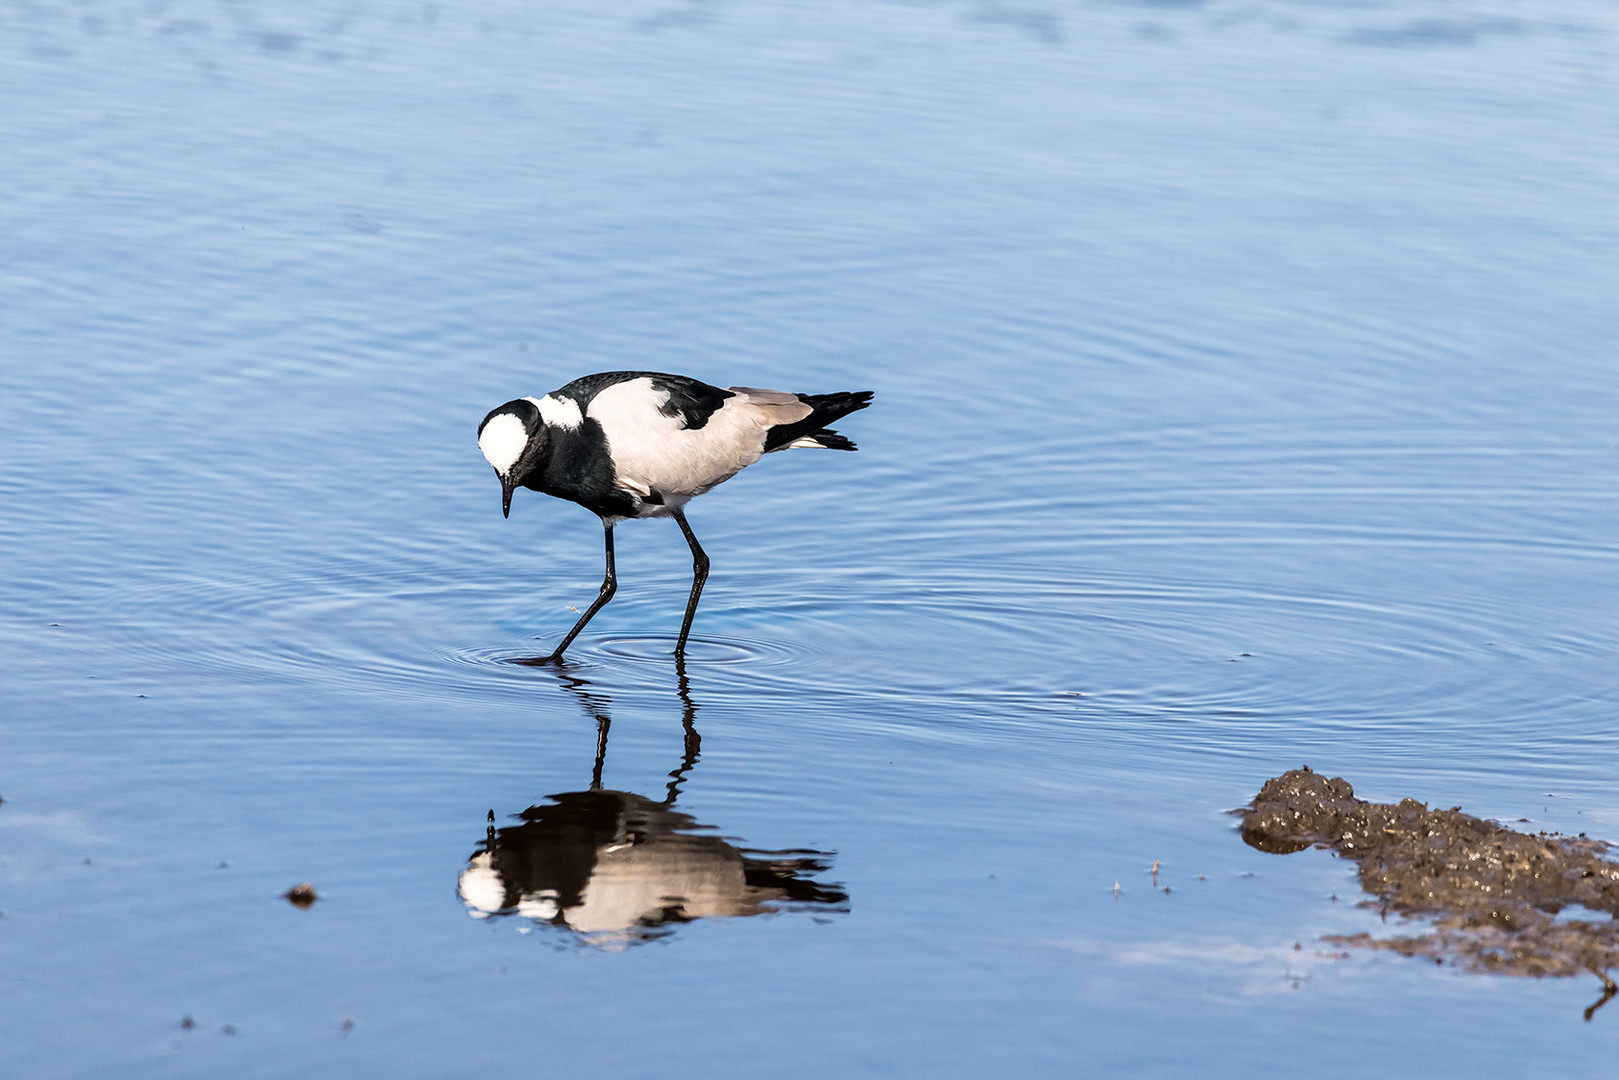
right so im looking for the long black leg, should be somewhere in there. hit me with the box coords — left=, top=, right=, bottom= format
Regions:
left=546, top=519, right=616, bottom=661
left=671, top=508, right=709, bottom=657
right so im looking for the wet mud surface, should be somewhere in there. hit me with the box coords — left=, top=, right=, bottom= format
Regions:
left=1243, top=768, right=1619, bottom=1017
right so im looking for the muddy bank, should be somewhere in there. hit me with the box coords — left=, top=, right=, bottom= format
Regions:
left=1242, top=768, right=1619, bottom=1015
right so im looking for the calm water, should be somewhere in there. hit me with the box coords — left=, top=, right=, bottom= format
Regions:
left=3, top=0, right=1618, bottom=1075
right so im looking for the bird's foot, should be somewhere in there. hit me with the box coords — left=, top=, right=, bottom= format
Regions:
left=511, top=652, right=567, bottom=667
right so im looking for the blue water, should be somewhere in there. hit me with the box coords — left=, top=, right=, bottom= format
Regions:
left=3, top=0, right=1618, bottom=1075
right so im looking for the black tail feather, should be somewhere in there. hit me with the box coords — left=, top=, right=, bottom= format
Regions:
left=763, top=390, right=874, bottom=453
left=805, top=429, right=857, bottom=451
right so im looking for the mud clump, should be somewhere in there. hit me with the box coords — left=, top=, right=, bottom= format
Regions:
left=1243, top=768, right=1619, bottom=1015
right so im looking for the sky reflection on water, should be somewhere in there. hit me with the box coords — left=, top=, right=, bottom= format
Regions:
left=2, top=0, right=1618, bottom=1076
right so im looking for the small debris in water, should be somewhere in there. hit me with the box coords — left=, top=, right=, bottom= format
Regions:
left=179, top=1016, right=194, bottom=1031
left=1242, top=767, right=1619, bottom=1018
left=284, top=882, right=319, bottom=908
left=220, top=1024, right=237, bottom=1036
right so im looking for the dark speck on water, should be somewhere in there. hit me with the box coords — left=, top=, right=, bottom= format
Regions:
left=284, top=883, right=319, bottom=909
left=2, top=0, right=1618, bottom=1075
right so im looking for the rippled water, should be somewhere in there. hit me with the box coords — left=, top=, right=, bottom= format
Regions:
left=3, top=0, right=1618, bottom=1075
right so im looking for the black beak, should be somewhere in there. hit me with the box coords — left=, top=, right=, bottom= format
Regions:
left=500, top=474, right=515, bottom=519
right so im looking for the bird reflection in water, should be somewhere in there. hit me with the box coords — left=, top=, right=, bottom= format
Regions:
left=459, top=661, right=849, bottom=948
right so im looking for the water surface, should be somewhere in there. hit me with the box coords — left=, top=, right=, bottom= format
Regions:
left=3, top=0, right=1618, bottom=1075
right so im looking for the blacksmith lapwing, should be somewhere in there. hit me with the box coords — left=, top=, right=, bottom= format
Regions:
left=478, top=371, right=873, bottom=661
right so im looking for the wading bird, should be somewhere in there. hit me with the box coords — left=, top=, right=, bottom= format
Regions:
left=478, top=371, right=872, bottom=661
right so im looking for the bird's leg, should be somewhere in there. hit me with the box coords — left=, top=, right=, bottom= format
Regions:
left=546, top=520, right=616, bottom=661
left=671, top=508, right=709, bottom=657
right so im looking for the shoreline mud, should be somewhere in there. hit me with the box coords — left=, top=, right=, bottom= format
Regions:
left=1242, top=768, right=1619, bottom=1018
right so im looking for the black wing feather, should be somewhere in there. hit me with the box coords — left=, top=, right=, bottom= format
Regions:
left=552, top=371, right=734, bottom=430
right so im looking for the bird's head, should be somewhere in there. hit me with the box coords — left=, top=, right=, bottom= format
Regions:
left=478, top=397, right=546, bottom=518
